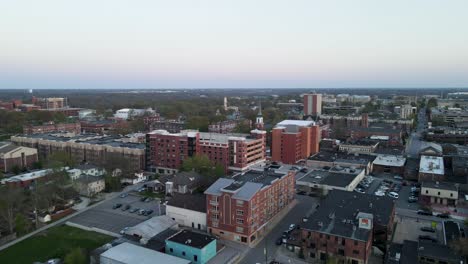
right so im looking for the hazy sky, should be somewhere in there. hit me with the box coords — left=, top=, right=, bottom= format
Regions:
left=1, top=0, right=468, bottom=89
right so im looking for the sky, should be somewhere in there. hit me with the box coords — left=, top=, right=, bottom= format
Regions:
left=1, top=0, right=468, bottom=89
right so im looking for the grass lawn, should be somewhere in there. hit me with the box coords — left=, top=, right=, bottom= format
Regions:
left=142, top=190, right=165, bottom=199
left=0, top=225, right=113, bottom=264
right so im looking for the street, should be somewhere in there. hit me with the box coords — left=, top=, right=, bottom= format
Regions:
left=239, top=194, right=318, bottom=264
left=406, top=108, right=427, bottom=158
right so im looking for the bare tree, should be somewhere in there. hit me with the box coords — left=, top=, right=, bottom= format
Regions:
left=0, top=187, right=25, bottom=234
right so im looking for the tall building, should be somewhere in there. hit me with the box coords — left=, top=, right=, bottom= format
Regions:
left=271, top=120, right=321, bottom=164
left=303, top=93, right=322, bottom=116
left=146, top=129, right=266, bottom=174
left=204, top=167, right=295, bottom=246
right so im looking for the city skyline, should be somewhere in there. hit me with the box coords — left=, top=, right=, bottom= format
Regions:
left=1, top=0, right=468, bottom=89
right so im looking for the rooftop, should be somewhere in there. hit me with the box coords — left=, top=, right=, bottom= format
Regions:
left=419, top=155, right=444, bottom=175
left=0, top=142, right=22, bottom=154
left=418, top=240, right=464, bottom=263
left=297, top=167, right=363, bottom=188
left=422, top=181, right=458, bottom=192
left=276, top=120, right=316, bottom=127
left=303, top=190, right=394, bottom=241
left=205, top=168, right=291, bottom=201
left=100, top=242, right=190, bottom=264
left=373, top=155, right=406, bottom=167
left=166, top=230, right=215, bottom=249
left=308, top=151, right=374, bottom=165
left=166, top=193, right=206, bottom=213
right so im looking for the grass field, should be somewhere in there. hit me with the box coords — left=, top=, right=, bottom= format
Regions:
left=0, top=225, right=113, bottom=264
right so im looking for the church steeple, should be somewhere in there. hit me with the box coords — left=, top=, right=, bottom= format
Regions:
left=255, top=101, right=264, bottom=130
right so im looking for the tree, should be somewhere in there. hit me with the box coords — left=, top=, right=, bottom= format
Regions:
left=47, top=151, right=75, bottom=169
left=0, top=187, right=25, bottom=234
left=427, top=98, right=438, bottom=109
left=11, top=165, right=21, bottom=175
left=181, top=155, right=225, bottom=180
left=450, top=238, right=468, bottom=256
left=234, top=121, right=252, bottom=134
left=64, top=248, right=87, bottom=264
left=14, top=214, right=30, bottom=236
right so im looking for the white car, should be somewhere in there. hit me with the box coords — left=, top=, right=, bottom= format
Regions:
left=388, top=192, right=399, bottom=199
left=374, top=191, right=385, bottom=197
left=120, top=227, right=129, bottom=235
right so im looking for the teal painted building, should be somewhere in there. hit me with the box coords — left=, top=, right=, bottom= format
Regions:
left=165, top=230, right=217, bottom=264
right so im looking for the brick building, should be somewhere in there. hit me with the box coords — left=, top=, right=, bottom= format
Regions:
left=148, top=119, right=186, bottom=133
left=146, top=129, right=266, bottom=174
left=80, top=120, right=129, bottom=134
left=23, top=122, right=81, bottom=134
left=303, top=93, right=322, bottom=116
left=271, top=120, right=320, bottom=164
left=418, top=155, right=445, bottom=182
left=11, top=133, right=145, bottom=172
left=299, top=190, right=395, bottom=264
left=372, top=155, right=406, bottom=175
left=32, top=97, right=67, bottom=109
left=208, top=119, right=252, bottom=134
left=0, top=142, right=38, bottom=173
left=204, top=168, right=295, bottom=246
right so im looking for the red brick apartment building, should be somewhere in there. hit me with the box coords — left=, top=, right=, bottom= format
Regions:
left=304, top=93, right=322, bottom=116
left=23, top=122, right=81, bottom=134
left=146, top=129, right=266, bottom=174
left=297, top=190, right=395, bottom=264
left=204, top=168, right=295, bottom=246
left=271, top=120, right=320, bottom=164
left=0, top=142, right=38, bottom=173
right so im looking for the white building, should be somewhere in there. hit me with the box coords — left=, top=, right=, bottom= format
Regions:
left=67, top=164, right=106, bottom=181
left=78, top=109, right=96, bottom=119
left=114, top=108, right=154, bottom=120
left=166, top=194, right=207, bottom=231
left=419, top=155, right=445, bottom=181
left=121, top=171, right=150, bottom=185
left=100, top=242, right=190, bottom=264
left=74, top=176, right=105, bottom=197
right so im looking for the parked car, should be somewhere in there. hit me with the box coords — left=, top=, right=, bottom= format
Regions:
left=120, top=227, right=129, bottom=235
left=374, top=191, right=385, bottom=197
left=436, top=213, right=450, bottom=219
left=145, top=197, right=154, bottom=203
left=419, top=235, right=437, bottom=242
left=138, top=209, right=146, bottom=215
left=112, top=203, right=122, bottom=209
left=144, top=209, right=154, bottom=216
left=140, top=197, right=148, bottom=202
left=129, top=207, right=139, bottom=213
left=354, top=188, right=365, bottom=194
left=388, top=192, right=399, bottom=199
left=408, top=196, right=418, bottom=203
left=394, top=176, right=403, bottom=181
left=420, top=227, right=436, bottom=233
left=289, top=224, right=296, bottom=230
left=122, top=204, right=131, bottom=211
left=275, top=237, right=283, bottom=245
left=417, top=210, right=432, bottom=216
left=119, top=193, right=128, bottom=198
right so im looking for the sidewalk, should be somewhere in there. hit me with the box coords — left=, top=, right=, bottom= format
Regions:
left=431, top=204, right=468, bottom=220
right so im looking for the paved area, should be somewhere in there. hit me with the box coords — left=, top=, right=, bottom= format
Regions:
left=239, top=195, right=319, bottom=264
left=393, top=216, right=442, bottom=244
left=68, top=193, right=165, bottom=234
left=406, top=108, right=426, bottom=158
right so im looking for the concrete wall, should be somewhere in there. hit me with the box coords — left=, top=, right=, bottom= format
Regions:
left=166, top=205, right=207, bottom=231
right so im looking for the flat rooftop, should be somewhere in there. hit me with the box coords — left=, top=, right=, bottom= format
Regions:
left=419, top=155, right=444, bottom=175
left=422, top=181, right=458, bottom=192
left=276, top=120, right=316, bottom=127
left=308, top=151, right=374, bottom=165
left=167, top=230, right=215, bottom=249
left=297, top=168, right=363, bottom=188
left=100, top=242, right=190, bottom=264
left=373, top=155, right=406, bottom=167
left=205, top=168, right=290, bottom=201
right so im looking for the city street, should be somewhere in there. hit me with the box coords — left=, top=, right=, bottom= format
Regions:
left=406, top=108, right=427, bottom=158
left=239, top=195, right=318, bottom=264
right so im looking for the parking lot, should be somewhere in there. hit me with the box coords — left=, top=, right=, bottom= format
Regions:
left=68, top=192, right=165, bottom=234
left=393, top=216, right=442, bottom=244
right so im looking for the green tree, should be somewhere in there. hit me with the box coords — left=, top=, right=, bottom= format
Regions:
left=11, top=165, right=21, bottom=175
left=14, top=214, right=30, bottom=236
left=47, top=151, right=75, bottom=169
left=427, top=98, right=438, bottom=108
left=0, top=187, right=25, bottom=234
left=64, top=248, right=87, bottom=264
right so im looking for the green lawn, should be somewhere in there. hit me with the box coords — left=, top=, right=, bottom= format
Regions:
left=0, top=225, right=113, bottom=264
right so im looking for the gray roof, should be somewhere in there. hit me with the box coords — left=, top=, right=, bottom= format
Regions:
left=298, top=169, right=362, bottom=188
left=100, top=242, right=190, bottom=264
left=418, top=240, right=463, bottom=263
left=204, top=178, right=234, bottom=196
left=166, top=193, right=206, bottom=213
left=422, top=181, right=458, bottom=192
left=167, top=230, right=215, bottom=249
left=303, top=190, right=394, bottom=241
left=232, top=182, right=263, bottom=200
left=0, top=142, right=22, bottom=154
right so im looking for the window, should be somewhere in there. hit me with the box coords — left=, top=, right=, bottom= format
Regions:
left=170, top=248, right=173, bottom=252
left=438, top=192, right=441, bottom=195
left=309, top=252, right=315, bottom=258
left=354, top=241, right=358, bottom=246
left=194, top=255, right=198, bottom=262
left=236, top=200, right=244, bottom=206
left=236, top=209, right=244, bottom=216
left=236, top=226, right=244, bottom=233
left=182, top=251, right=186, bottom=256
left=335, top=237, right=338, bottom=242
left=353, top=250, right=359, bottom=255
left=450, top=193, right=453, bottom=197
left=236, top=218, right=244, bottom=224
left=326, top=235, right=330, bottom=240
left=319, top=234, right=323, bottom=238
left=310, top=243, right=316, bottom=248
left=426, top=190, right=429, bottom=194
left=338, top=249, right=345, bottom=256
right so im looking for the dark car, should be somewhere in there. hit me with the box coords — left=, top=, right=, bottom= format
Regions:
left=419, top=235, right=437, bottom=242
left=417, top=210, right=432, bottom=216
left=420, top=227, right=436, bottom=233
left=275, top=237, right=283, bottom=245
left=140, top=197, right=148, bottom=202
left=112, top=203, right=122, bottom=209
left=121, top=204, right=131, bottom=211
left=408, top=196, right=418, bottom=203
left=436, top=213, right=450, bottom=219
left=144, top=209, right=154, bottom=216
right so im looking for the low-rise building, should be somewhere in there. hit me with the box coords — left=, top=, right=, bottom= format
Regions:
left=419, top=155, right=445, bottom=182
left=121, top=171, right=151, bottom=185
left=307, top=151, right=374, bottom=175
left=0, top=142, right=38, bottom=173
left=23, top=122, right=81, bottom=135
left=339, top=140, right=379, bottom=154
left=420, top=181, right=458, bottom=206
left=165, top=230, right=216, bottom=264
left=386, top=240, right=464, bottom=264
left=1, top=168, right=68, bottom=188
left=74, top=175, right=105, bottom=197
left=166, top=194, right=207, bottom=231
left=162, top=171, right=204, bottom=195
left=100, top=242, right=190, bottom=264
left=296, top=166, right=366, bottom=195
left=372, top=155, right=406, bottom=175
left=204, top=167, right=295, bottom=246
left=300, top=190, right=395, bottom=264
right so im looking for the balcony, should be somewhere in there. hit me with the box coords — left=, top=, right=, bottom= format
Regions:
left=209, top=200, right=219, bottom=206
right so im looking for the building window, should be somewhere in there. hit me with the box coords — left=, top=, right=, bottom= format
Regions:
left=236, top=209, right=244, bottom=216
left=450, top=193, right=453, bottom=197
left=236, top=226, right=244, bottom=233
left=338, top=249, right=345, bottom=256
left=236, top=218, right=244, bottom=224
left=309, top=252, right=315, bottom=258
left=426, top=190, right=429, bottom=194
left=170, top=248, right=173, bottom=252
left=438, top=192, right=441, bottom=195
left=353, top=250, right=359, bottom=255
left=236, top=200, right=244, bottom=206
left=354, top=241, right=358, bottom=246
left=319, top=234, right=323, bottom=238
left=182, top=251, right=186, bottom=256
left=194, top=255, right=198, bottom=262
left=326, top=235, right=330, bottom=240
